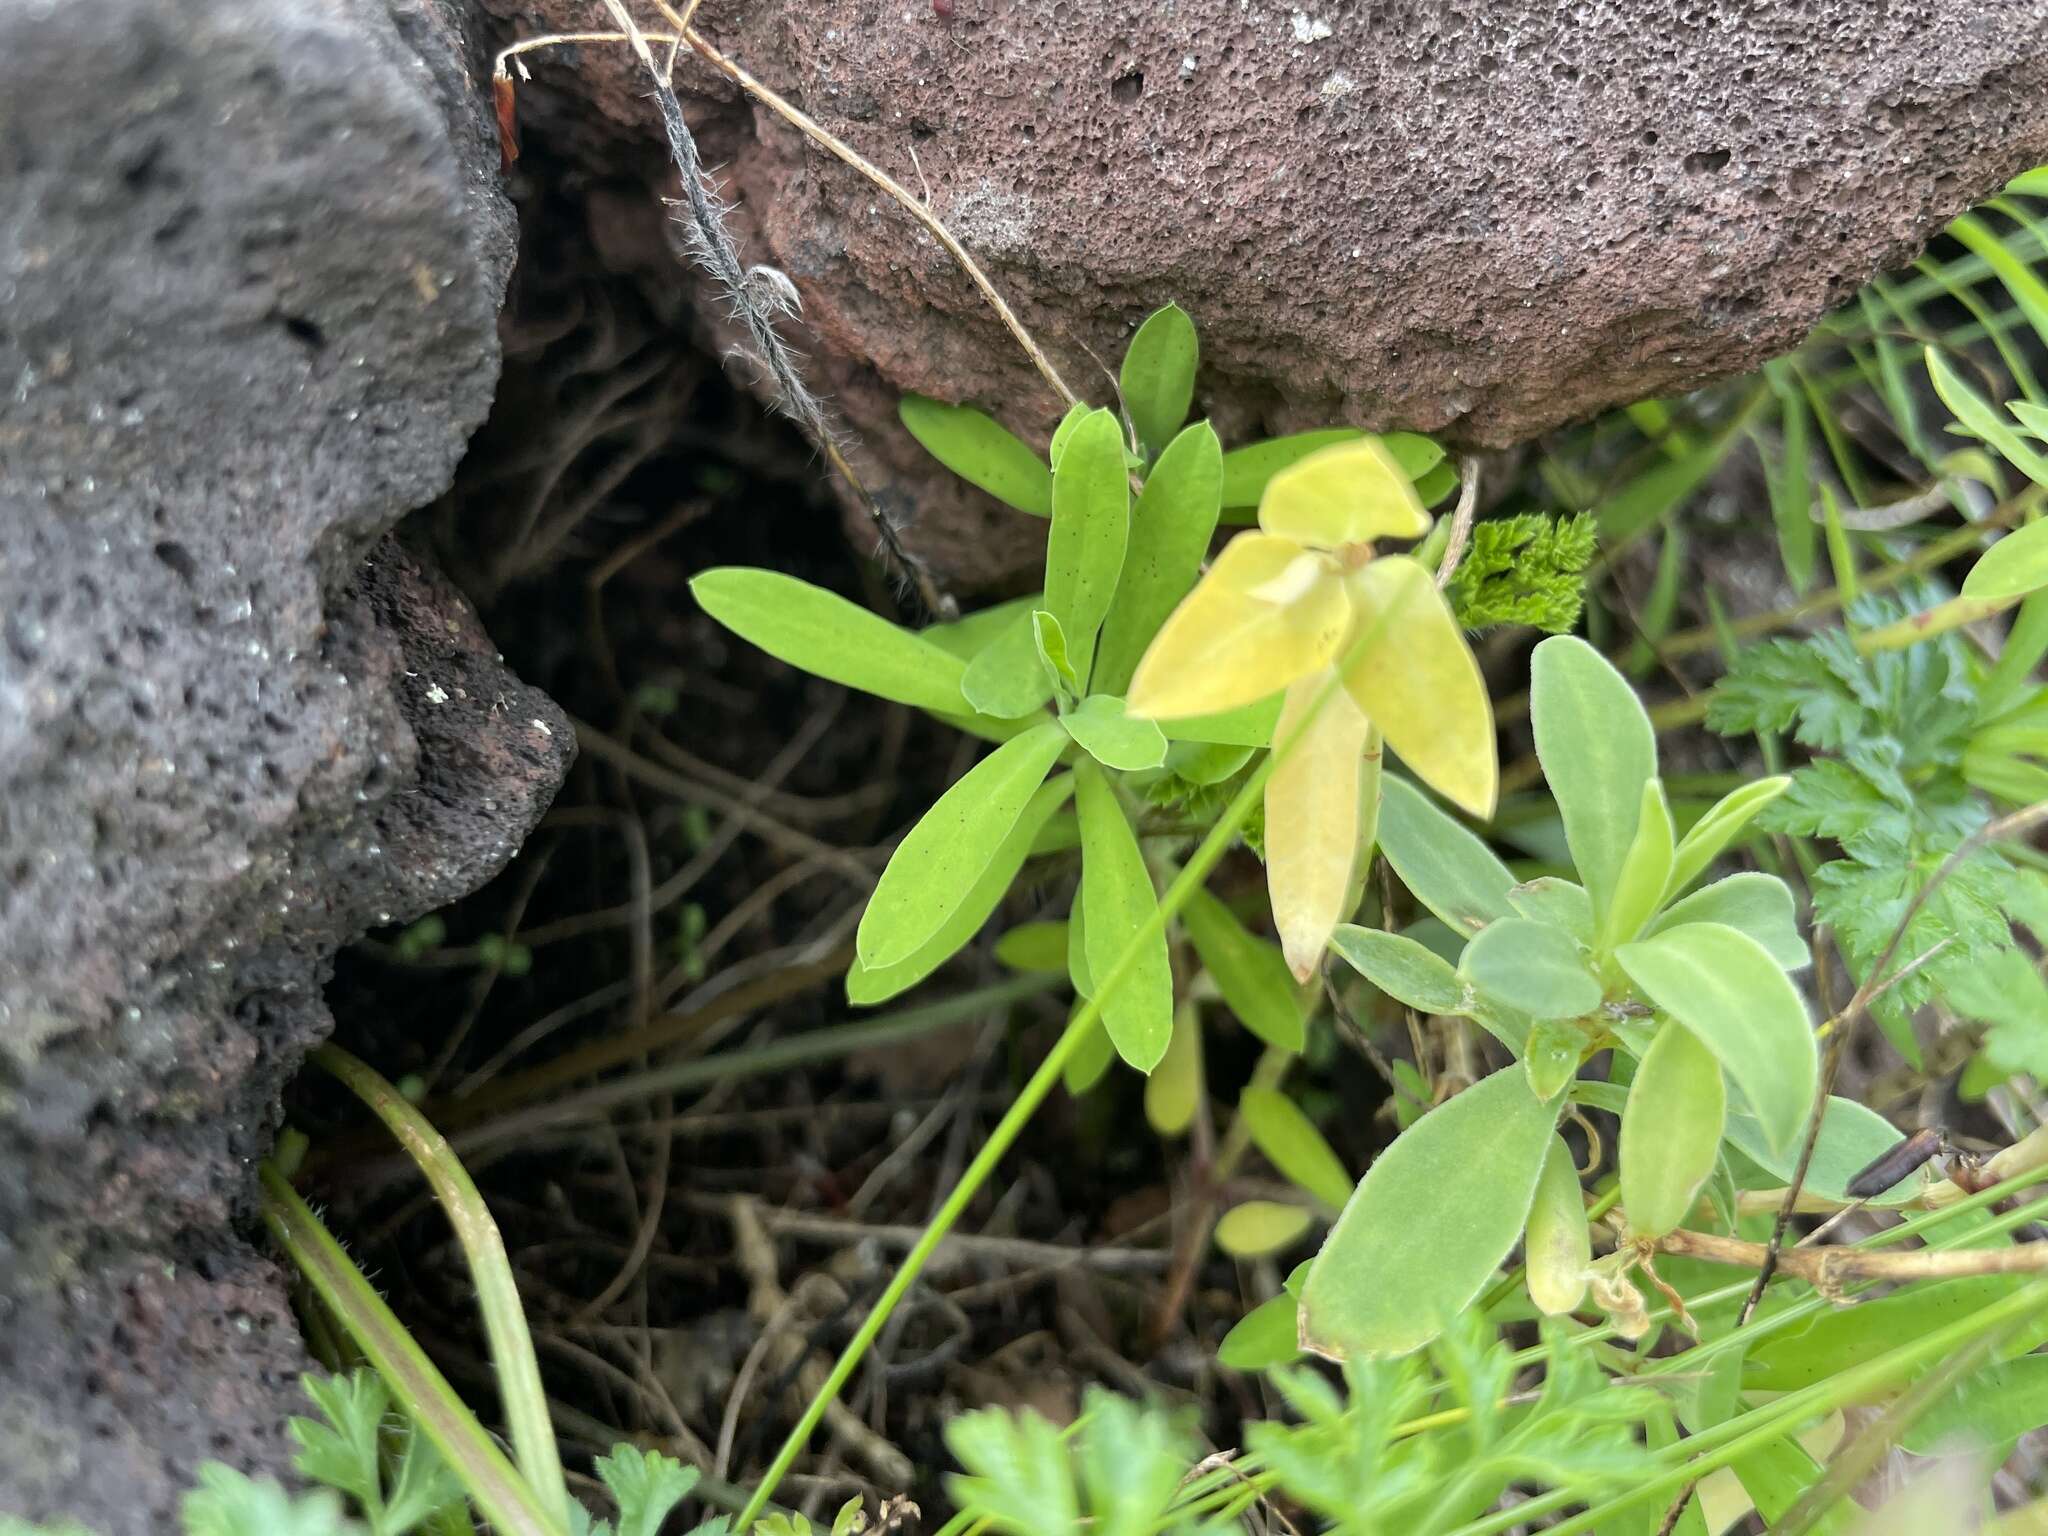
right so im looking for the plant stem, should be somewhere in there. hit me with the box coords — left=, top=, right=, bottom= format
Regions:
left=259, top=1165, right=566, bottom=1536
left=733, top=755, right=1279, bottom=1527
left=733, top=521, right=1429, bottom=1524
left=312, top=1046, right=571, bottom=1526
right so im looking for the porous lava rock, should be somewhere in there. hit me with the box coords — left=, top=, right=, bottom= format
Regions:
left=488, top=0, right=2048, bottom=586
left=0, top=0, right=566, bottom=1526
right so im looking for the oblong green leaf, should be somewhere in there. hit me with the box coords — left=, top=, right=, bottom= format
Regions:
left=1299, top=1067, right=1562, bottom=1360
left=1600, top=779, right=1674, bottom=951
left=899, top=394, right=1053, bottom=516
left=1616, top=922, right=1817, bottom=1156
left=1076, top=760, right=1174, bottom=1071
left=1647, top=873, right=1807, bottom=971
left=857, top=721, right=1070, bottom=968
left=1216, top=1201, right=1314, bottom=1258
left=1048, top=401, right=1090, bottom=467
left=1165, top=738, right=1255, bottom=786
left=1726, top=1435, right=1851, bottom=1535
left=692, top=568, right=968, bottom=714
left=993, top=921, right=1067, bottom=973
left=1926, top=347, right=2048, bottom=488
left=1667, top=775, right=1792, bottom=900
left=1530, top=635, right=1657, bottom=926
left=1217, top=1292, right=1302, bottom=1371
left=1046, top=408, right=1132, bottom=685
left=1620, top=1021, right=1726, bottom=1238
left=1964, top=520, right=2048, bottom=602
left=1092, top=421, right=1224, bottom=696
left=1156, top=695, right=1282, bottom=746
left=1328, top=924, right=1469, bottom=1016
left=1722, top=1096, right=1923, bottom=1206
left=1376, top=775, right=1517, bottom=937
left=1745, top=1277, right=2030, bottom=1393
left=848, top=776, right=1073, bottom=1003
left=1032, top=609, right=1080, bottom=701
left=1241, top=1087, right=1353, bottom=1210
left=1506, top=878, right=1594, bottom=945
left=1522, top=1019, right=1587, bottom=1101
left=1525, top=1136, right=1591, bottom=1316
left=960, top=608, right=1056, bottom=718
left=1182, top=888, right=1306, bottom=1051
left=1461, top=918, right=1602, bottom=1021
left=1144, top=1000, right=1202, bottom=1135
left=1120, top=303, right=1199, bottom=461
left=1061, top=694, right=1167, bottom=771
left=1901, top=1353, right=2048, bottom=1454
left=1062, top=1007, right=1115, bottom=1096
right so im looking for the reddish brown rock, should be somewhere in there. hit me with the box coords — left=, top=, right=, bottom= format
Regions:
left=486, top=0, right=2048, bottom=586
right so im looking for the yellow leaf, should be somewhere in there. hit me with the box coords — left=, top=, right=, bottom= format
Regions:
left=1339, top=722, right=1384, bottom=925
left=1215, top=1200, right=1315, bottom=1257
left=1342, top=555, right=1498, bottom=820
left=1144, top=1001, right=1203, bottom=1136
left=1267, top=668, right=1372, bottom=981
left=1125, top=532, right=1351, bottom=719
left=1256, top=438, right=1431, bottom=550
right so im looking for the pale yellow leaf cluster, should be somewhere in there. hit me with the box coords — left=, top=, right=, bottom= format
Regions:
left=1127, top=440, right=1498, bottom=979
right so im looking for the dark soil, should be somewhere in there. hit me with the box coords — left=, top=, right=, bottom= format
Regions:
left=295, top=158, right=1400, bottom=1526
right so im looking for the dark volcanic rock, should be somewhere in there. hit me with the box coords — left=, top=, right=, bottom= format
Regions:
left=0, top=0, right=566, bottom=1526
left=488, top=0, right=2048, bottom=586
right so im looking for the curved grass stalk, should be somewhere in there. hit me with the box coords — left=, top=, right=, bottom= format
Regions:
left=258, top=1165, right=566, bottom=1536
left=311, top=1045, right=571, bottom=1527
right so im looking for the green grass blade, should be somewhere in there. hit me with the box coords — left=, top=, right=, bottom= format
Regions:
left=259, top=1165, right=566, bottom=1536
left=312, top=1046, right=569, bottom=1527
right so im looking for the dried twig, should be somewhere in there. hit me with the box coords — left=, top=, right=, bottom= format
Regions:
left=724, top=1198, right=914, bottom=1488
left=565, top=0, right=947, bottom=615
left=1661, top=1224, right=2048, bottom=1284
left=1434, top=455, right=1481, bottom=590
left=653, top=0, right=1077, bottom=410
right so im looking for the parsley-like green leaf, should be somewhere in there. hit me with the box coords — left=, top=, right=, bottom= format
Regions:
left=1445, top=513, right=1597, bottom=634
left=1707, top=595, right=1976, bottom=767
left=594, top=1447, right=699, bottom=1536
left=181, top=1468, right=360, bottom=1536
left=287, top=1372, right=460, bottom=1536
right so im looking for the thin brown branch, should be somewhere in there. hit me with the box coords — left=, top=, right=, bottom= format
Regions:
left=1661, top=1224, right=2048, bottom=1283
